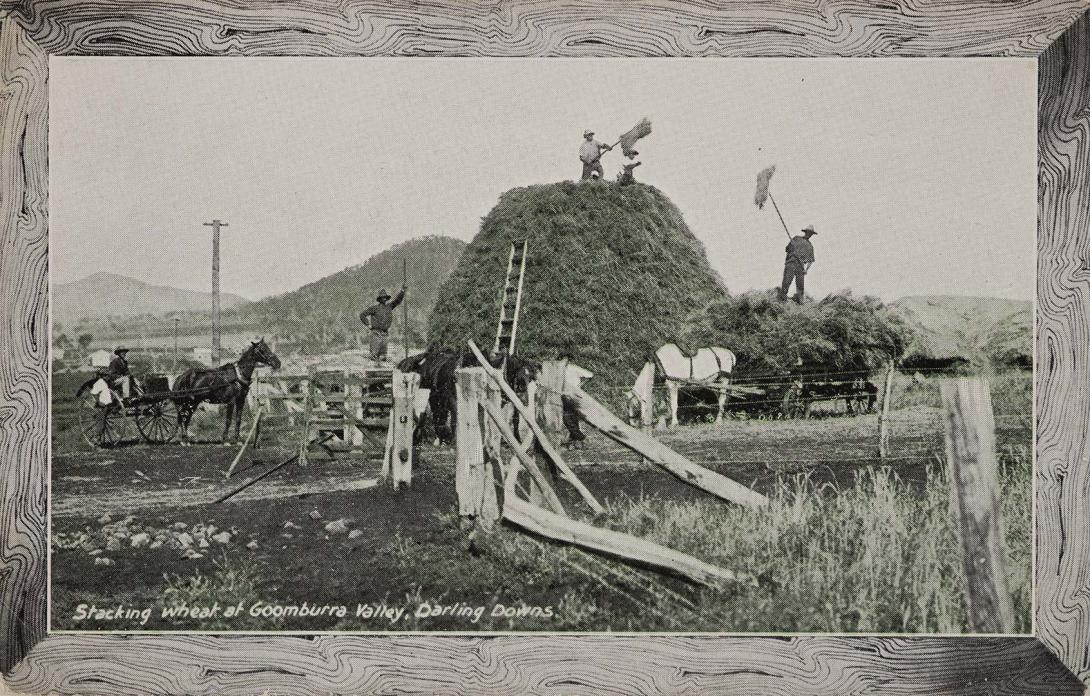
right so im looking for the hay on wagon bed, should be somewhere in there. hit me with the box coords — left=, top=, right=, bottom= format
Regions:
left=428, top=181, right=728, bottom=388
left=688, top=289, right=913, bottom=377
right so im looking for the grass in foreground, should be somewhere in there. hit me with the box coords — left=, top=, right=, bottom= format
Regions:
left=602, top=450, right=1030, bottom=633
left=64, top=446, right=1029, bottom=634
left=369, top=446, right=1030, bottom=633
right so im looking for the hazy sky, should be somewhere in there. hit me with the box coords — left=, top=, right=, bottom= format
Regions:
left=51, top=57, right=1035, bottom=302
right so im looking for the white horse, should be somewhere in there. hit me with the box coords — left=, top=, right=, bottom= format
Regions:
left=628, top=343, right=737, bottom=427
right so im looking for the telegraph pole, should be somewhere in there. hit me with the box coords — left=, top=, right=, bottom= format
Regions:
left=173, top=317, right=180, bottom=372
left=203, top=219, right=228, bottom=366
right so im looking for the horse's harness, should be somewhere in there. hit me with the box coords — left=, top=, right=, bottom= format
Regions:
left=194, top=361, right=250, bottom=386
left=655, top=348, right=730, bottom=385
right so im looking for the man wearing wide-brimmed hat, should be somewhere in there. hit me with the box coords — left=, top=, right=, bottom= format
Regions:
left=104, top=345, right=137, bottom=398
left=617, top=149, right=641, bottom=186
left=579, top=129, right=611, bottom=181
left=778, top=225, right=818, bottom=303
left=360, top=285, right=406, bottom=361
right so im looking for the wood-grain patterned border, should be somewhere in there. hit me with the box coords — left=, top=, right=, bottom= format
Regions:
left=2, top=2, right=1089, bottom=694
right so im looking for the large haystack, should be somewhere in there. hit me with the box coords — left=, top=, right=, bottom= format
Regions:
left=428, top=182, right=727, bottom=386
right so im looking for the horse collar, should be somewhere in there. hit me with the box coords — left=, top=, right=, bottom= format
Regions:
left=234, top=363, right=250, bottom=385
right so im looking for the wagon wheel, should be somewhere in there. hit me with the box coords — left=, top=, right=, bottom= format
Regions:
left=135, top=398, right=179, bottom=444
left=780, top=382, right=805, bottom=419
left=78, top=395, right=128, bottom=448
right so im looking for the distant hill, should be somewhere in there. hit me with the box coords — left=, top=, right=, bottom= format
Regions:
left=56, top=237, right=467, bottom=354
left=890, top=295, right=1031, bottom=369
left=54, top=272, right=248, bottom=327
left=222, top=235, right=466, bottom=351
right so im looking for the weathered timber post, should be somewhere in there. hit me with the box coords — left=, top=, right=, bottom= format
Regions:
left=877, top=361, right=895, bottom=458
left=348, top=379, right=363, bottom=447
left=638, top=366, right=655, bottom=432
left=537, top=359, right=568, bottom=442
left=534, top=360, right=569, bottom=490
left=299, top=367, right=315, bottom=467
left=940, top=377, right=1012, bottom=634
left=477, top=372, right=502, bottom=528
left=386, top=370, right=419, bottom=489
left=455, top=368, right=488, bottom=522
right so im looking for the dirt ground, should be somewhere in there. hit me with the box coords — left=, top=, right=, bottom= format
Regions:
left=51, top=414, right=951, bottom=631
left=51, top=369, right=1029, bottom=632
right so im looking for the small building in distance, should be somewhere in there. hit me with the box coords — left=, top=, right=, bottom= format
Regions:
left=88, top=349, right=112, bottom=369
left=192, top=347, right=214, bottom=365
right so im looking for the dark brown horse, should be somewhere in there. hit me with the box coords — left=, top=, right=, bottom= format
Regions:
left=397, top=348, right=538, bottom=445
left=173, top=338, right=281, bottom=444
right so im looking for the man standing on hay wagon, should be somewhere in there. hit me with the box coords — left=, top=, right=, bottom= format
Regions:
left=778, top=225, right=817, bottom=303
left=360, top=285, right=406, bottom=362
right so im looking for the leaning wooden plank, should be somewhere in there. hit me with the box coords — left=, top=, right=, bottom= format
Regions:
left=503, top=495, right=743, bottom=589
left=216, top=430, right=337, bottom=504
left=467, top=340, right=604, bottom=514
left=225, top=406, right=262, bottom=479
left=566, top=388, right=768, bottom=509
left=480, top=399, right=566, bottom=516
left=215, top=453, right=300, bottom=504
left=511, top=389, right=548, bottom=508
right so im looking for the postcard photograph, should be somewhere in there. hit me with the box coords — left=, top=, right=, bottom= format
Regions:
left=49, top=57, right=1034, bottom=634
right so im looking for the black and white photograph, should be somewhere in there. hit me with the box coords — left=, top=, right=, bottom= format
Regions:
left=49, top=57, right=1034, bottom=634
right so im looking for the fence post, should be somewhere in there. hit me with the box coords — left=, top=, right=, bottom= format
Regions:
left=877, top=361, right=895, bottom=458
left=940, top=377, right=1012, bottom=634
left=537, top=359, right=568, bottom=441
left=638, top=366, right=654, bottom=432
left=478, top=373, right=502, bottom=528
left=387, top=370, right=419, bottom=489
left=455, top=368, right=489, bottom=523
left=299, top=367, right=315, bottom=466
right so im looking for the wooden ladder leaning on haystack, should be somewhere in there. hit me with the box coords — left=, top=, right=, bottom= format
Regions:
left=493, top=239, right=528, bottom=358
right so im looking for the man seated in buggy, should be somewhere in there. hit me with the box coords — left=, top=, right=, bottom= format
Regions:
left=89, top=346, right=142, bottom=405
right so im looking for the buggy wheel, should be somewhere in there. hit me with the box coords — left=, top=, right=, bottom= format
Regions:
left=780, top=383, right=804, bottom=419
left=78, top=395, right=128, bottom=448
left=135, top=399, right=179, bottom=444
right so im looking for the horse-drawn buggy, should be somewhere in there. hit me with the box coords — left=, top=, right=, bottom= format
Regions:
left=76, top=338, right=281, bottom=448
left=77, top=375, right=184, bottom=447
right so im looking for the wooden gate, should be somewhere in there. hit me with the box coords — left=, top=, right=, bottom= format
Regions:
left=253, top=366, right=393, bottom=463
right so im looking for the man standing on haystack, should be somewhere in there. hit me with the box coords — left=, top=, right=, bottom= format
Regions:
left=579, top=129, right=612, bottom=181
left=360, top=285, right=406, bottom=361
left=617, top=150, right=641, bottom=186
left=778, top=225, right=817, bottom=303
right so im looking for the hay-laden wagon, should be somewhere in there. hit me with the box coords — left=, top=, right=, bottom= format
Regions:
left=77, top=375, right=193, bottom=447
left=723, top=370, right=879, bottom=419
